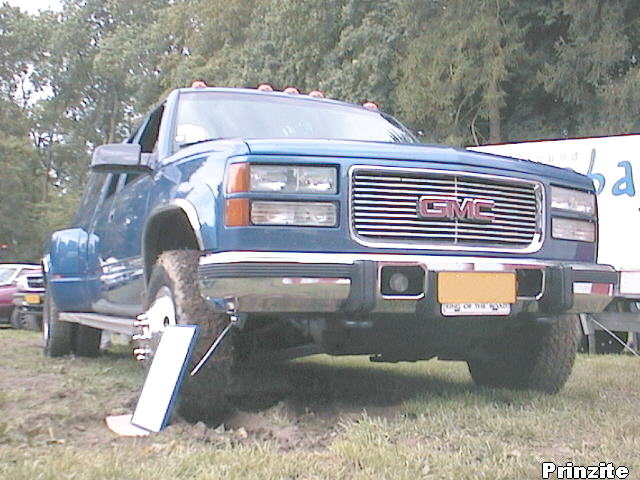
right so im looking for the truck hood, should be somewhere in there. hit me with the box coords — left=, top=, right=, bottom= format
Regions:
left=242, top=138, right=592, bottom=188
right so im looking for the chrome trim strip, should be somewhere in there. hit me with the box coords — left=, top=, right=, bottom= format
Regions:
left=199, top=277, right=351, bottom=313
left=348, top=165, right=546, bottom=254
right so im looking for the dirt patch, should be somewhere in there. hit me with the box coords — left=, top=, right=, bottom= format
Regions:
left=0, top=330, right=431, bottom=452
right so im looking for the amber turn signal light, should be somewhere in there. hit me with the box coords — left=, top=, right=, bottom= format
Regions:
left=226, top=163, right=249, bottom=193
left=225, top=198, right=250, bottom=226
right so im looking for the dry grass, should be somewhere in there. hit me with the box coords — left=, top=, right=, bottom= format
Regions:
left=0, top=328, right=638, bottom=479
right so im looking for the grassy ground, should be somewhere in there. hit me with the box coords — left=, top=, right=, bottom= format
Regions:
left=0, top=328, right=638, bottom=480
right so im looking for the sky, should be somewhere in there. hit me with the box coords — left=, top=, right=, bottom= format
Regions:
left=4, top=0, right=62, bottom=15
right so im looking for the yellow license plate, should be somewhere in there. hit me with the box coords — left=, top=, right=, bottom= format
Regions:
left=24, top=294, right=41, bottom=304
left=437, top=272, right=516, bottom=304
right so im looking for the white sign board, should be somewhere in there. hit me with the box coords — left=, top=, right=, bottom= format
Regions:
left=470, top=135, right=640, bottom=270
left=131, top=325, right=199, bottom=432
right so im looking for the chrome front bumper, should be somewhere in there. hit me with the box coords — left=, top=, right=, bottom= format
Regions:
left=198, top=251, right=617, bottom=316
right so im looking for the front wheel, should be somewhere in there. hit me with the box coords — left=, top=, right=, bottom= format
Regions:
left=140, top=250, right=232, bottom=423
left=467, top=314, right=581, bottom=393
left=9, top=308, right=22, bottom=329
left=11, top=309, right=42, bottom=331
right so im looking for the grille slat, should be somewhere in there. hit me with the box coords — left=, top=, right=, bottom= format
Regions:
left=354, top=211, right=537, bottom=223
left=351, top=169, right=541, bottom=248
left=358, top=227, right=535, bottom=238
left=356, top=231, right=532, bottom=244
left=354, top=186, right=537, bottom=202
left=354, top=176, right=523, bottom=192
left=353, top=198, right=537, bottom=212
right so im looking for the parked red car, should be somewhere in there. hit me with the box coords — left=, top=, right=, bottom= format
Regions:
left=0, top=264, right=40, bottom=325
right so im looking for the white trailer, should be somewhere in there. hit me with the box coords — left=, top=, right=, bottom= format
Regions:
left=469, top=135, right=640, bottom=353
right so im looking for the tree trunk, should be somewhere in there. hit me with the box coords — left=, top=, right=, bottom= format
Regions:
left=488, top=80, right=501, bottom=144
left=107, top=91, right=119, bottom=144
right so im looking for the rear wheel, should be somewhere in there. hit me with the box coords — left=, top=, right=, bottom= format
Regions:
left=73, top=325, right=102, bottom=357
left=467, top=314, right=581, bottom=393
left=43, top=296, right=75, bottom=357
left=140, top=250, right=232, bottom=423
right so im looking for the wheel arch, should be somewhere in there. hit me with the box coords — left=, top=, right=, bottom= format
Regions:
left=143, top=200, right=204, bottom=282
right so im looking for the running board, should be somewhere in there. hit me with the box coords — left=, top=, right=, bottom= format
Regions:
left=59, top=312, right=135, bottom=336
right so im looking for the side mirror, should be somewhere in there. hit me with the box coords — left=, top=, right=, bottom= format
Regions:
left=91, top=144, right=151, bottom=172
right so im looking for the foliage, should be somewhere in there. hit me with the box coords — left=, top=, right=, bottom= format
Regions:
left=398, top=0, right=524, bottom=145
left=1, top=0, right=639, bottom=259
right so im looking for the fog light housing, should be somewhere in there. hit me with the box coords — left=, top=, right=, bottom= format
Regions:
left=552, top=218, right=596, bottom=242
left=251, top=201, right=337, bottom=227
left=380, top=265, right=425, bottom=297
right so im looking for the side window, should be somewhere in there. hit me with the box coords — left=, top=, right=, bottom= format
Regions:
left=138, top=105, right=164, bottom=153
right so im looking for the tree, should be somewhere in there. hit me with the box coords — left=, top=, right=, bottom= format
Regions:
left=320, top=0, right=405, bottom=111
left=397, top=0, right=523, bottom=146
left=0, top=5, right=49, bottom=261
left=541, top=0, right=640, bottom=136
left=239, top=0, right=344, bottom=90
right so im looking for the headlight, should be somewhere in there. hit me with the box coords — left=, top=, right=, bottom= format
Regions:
left=551, top=187, right=595, bottom=215
left=552, top=218, right=596, bottom=242
left=250, top=165, right=337, bottom=194
left=251, top=201, right=337, bottom=226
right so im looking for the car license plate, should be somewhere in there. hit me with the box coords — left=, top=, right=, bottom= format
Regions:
left=437, top=272, right=516, bottom=303
left=441, top=303, right=511, bottom=316
left=24, top=294, right=41, bottom=304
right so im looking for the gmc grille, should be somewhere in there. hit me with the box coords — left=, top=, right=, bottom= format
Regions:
left=351, top=168, right=542, bottom=249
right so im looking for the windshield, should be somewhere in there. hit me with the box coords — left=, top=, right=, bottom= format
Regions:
left=174, top=91, right=417, bottom=147
left=0, top=267, right=17, bottom=286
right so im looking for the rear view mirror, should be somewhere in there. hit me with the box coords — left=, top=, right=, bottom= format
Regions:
left=91, top=144, right=150, bottom=172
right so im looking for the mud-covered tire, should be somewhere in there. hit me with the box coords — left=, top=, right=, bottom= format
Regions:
left=145, top=250, right=232, bottom=423
left=74, top=325, right=102, bottom=357
left=43, top=295, right=76, bottom=357
left=467, top=314, right=581, bottom=393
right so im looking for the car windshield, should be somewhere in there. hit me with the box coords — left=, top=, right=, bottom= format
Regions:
left=0, top=267, right=17, bottom=286
left=174, top=91, right=417, bottom=147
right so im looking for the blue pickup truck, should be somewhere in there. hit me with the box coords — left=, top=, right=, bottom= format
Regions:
left=43, top=87, right=617, bottom=421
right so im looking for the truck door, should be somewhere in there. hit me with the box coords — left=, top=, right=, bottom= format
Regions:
left=89, top=105, right=164, bottom=316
